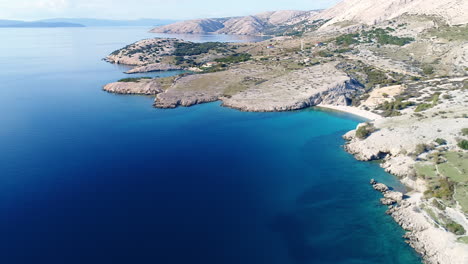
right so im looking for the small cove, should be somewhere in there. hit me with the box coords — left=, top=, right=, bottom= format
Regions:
left=0, top=27, right=421, bottom=264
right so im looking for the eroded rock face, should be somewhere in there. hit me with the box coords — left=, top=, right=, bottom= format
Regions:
left=103, top=80, right=163, bottom=95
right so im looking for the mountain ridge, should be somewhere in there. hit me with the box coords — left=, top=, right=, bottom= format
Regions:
left=150, top=10, right=321, bottom=35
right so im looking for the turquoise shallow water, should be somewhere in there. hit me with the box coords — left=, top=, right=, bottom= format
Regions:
left=0, top=27, right=421, bottom=264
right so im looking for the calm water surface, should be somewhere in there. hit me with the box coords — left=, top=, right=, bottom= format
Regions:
left=0, top=27, right=421, bottom=264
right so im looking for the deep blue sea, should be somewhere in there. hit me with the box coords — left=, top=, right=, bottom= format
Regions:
left=0, top=27, right=421, bottom=264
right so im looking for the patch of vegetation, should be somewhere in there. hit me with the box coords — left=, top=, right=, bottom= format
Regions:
left=425, top=178, right=455, bottom=201
left=416, top=163, right=438, bottom=179
left=355, top=123, right=375, bottom=139
left=435, top=138, right=447, bottom=145
left=118, top=77, right=152, bottom=83
left=362, top=28, right=414, bottom=46
left=335, top=33, right=360, bottom=46
left=376, top=98, right=414, bottom=117
left=432, top=199, right=446, bottom=210
left=335, top=28, right=414, bottom=47
left=200, top=63, right=229, bottom=73
left=455, top=184, right=468, bottom=213
left=457, top=236, right=468, bottom=244
left=446, top=220, right=466, bottom=235
left=414, top=92, right=440, bottom=112
left=317, top=50, right=333, bottom=57
left=215, top=53, right=252, bottom=64
left=414, top=103, right=432, bottom=112
left=335, top=48, right=352, bottom=53
left=424, top=24, right=468, bottom=41
left=462, top=128, right=468, bottom=136
left=173, top=42, right=226, bottom=56
left=422, top=65, right=434, bottom=75
left=458, top=140, right=468, bottom=150
left=414, top=144, right=430, bottom=156
left=438, top=152, right=468, bottom=183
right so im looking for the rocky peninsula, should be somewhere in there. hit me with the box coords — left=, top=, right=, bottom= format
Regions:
left=102, top=0, right=468, bottom=262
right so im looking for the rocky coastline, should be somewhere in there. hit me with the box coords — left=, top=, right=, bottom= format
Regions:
left=100, top=0, right=468, bottom=261
left=343, top=92, right=468, bottom=264
left=368, top=179, right=468, bottom=264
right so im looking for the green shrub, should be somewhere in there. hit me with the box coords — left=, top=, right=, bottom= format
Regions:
left=335, top=33, right=360, bottom=46
left=414, top=144, right=429, bottom=155
left=377, top=98, right=414, bottom=117
left=458, top=140, right=468, bottom=150
left=361, top=28, right=414, bottom=46
left=432, top=199, right=446, bottom=210
left=215, top=53, right=252, bottom=64
left=427, top=178, right=455, bottom=200
left=446, top=221, right=466, bottom=235
left=435, top=138, right=447, bottom=145
left=355, top=124, right=374, bottom=139
left=422, top=65, right=434, bottom=75
left=415, top=103, right=433, bottom=112
left=317, top=50, right=333, bottom=57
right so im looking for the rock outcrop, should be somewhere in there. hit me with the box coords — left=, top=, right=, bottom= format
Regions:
left=103, top=79, right=164, bottom=95
left=370, top=179, right=404, bottom=205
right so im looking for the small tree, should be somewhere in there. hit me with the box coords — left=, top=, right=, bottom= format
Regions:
left=458, top=140, right=468, bottom=150
left=414, top=144, right=428, bottom=155
left=435, top=138, right=447, bottom=145
left=355, top=123, right=374, bottom=139
left=422, top=65, right=434, bottom=75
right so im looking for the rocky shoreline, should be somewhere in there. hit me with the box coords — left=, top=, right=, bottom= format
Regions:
left=343, top=104, right=468, bottom=264
left=368, top=179, right=468, bottom=264
left=100, top=2, right=468, bottom=261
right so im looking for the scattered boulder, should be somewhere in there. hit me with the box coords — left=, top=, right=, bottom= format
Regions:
left=370, top=179, right=404, bottom=205
left=373, top=183, right=389, bottom=193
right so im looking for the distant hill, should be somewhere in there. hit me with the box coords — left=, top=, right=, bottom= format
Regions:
left=150, top=10, right=321, bottom=35
left=0, top=20, right=24, bottom=26
left=0, top=21, right=85, bottom=28
left=38, top=18, right=177, bottom=27
left=0, top=18, right=176, bottom=28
